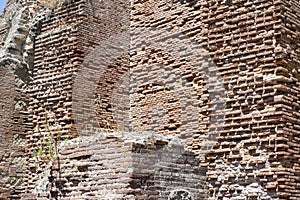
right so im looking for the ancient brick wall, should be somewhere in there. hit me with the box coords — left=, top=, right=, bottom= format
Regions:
left=7, top=83, right=29, bottom=200
left=24, top=0, right=131, bottom=196
left=0, top=0, right=299, bottom=199
left=0, top=1, right=32, bottom=198
left=0, top=67, right=29, bottom=199
left=73, top=0, right=130, bottom=134
left=33, top=133, right=205, bottom=199
left=130, top=140, right=207, bottom=199
left=0, top=67, right=16, bottom=199
left=275, top=0, right=300, bottom=198
left=24, top=0, right=86, bottom=197
left=0, top=13, right=10, bottom=199
left=130, top=0, right=298, bottom=199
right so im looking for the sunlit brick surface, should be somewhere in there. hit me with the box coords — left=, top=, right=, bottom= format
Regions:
left=0, top=0, right=299, bottom=199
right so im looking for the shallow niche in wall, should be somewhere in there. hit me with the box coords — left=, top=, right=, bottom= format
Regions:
left=168, top=189, right=194, bottom=200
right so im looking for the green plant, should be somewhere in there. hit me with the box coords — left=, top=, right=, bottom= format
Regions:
left=31, top=110, right=68, bottom=161
left=31, top=129, right=55, bottom=161
left=119, top=129, right=125, bottom=137
left=64, top=130, right=71, bottom=142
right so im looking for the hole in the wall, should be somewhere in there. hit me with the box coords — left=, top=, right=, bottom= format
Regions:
left=77, top=165, right=88, bottom=172
left=168, top=189, right=194, bottom=200
left=175, top=0, right=198, bottom=6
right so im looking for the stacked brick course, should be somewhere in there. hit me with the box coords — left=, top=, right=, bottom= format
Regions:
left=0, top=67, right=16, bottom=199
left=130, top=0, right=299, bottom=199
left=0, top=57, right=29, bottom=200
left=46, top=133, right=205, bottom=199
left=0, top=0, right=299, bottom=199
left=274, top=0, right=300, bottom=198
left=24, top=0, right=86, bottom=197
left=24, top=0, right=130, bottom=196
left=0, top=1, right=32, bottom=198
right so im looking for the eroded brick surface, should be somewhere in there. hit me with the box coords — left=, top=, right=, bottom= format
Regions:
left=41, top=133, right=206, bottom=199
left=130, top=0, right=299, bottom=199
left=0, top=67, right=15, bottom=199
left=0, top=0, right=299, bottom=199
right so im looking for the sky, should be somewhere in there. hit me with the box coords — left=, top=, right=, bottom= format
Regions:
left=0, top=0, right=6, bottom=14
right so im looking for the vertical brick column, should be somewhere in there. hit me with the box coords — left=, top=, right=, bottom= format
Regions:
left=0, top=67, right=15, bottom=198
left=274, top=0, right=300, bottom=198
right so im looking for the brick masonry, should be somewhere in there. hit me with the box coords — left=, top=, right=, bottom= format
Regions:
left=0, top=0, right=299, bottom=199
left=32, top=133, right=206, bottom=199
left=130, top=0, right=299, bottom=198
left=0, top=1, right=32, bottom=198
left=0, top=66, right=16, bottom=199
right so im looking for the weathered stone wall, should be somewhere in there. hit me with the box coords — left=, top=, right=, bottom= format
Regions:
left=0, top=17, right=8, bottom=49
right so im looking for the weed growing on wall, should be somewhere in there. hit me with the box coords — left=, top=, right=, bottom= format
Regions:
left=31, top=124, right=57, bottom=161
left=31, top=110, right=71, bottom=161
